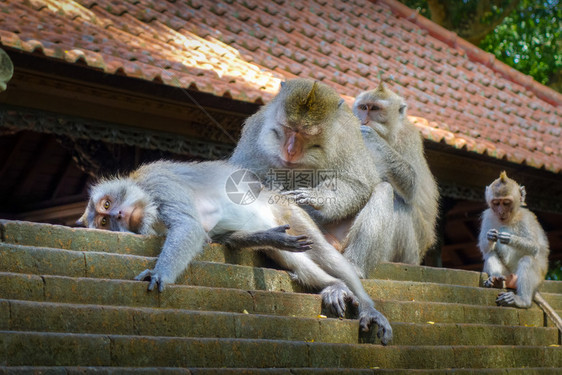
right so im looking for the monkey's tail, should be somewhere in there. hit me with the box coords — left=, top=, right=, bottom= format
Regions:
left=534, top=292, right=562, bottom=334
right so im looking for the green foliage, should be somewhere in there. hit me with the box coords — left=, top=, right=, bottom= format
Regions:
left=546, top=260, right=562, bottom=281
left=399, top=0, right=562, bottom=89
left=479, top=0, right=562, bottom=86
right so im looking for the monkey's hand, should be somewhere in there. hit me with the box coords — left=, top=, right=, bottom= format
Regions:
left=487, top=229, right=499, bottom=242
left=135, top=269, right=167, bottom=293
left=282, top=188, right=323, bottom=209
left=263, top=224, right=314, bottom=252
left=359, top=306, right=393, bottom=346
left=360, top=125, right=386, bottom=143
left=498, top=231, right=511, bottom=244
left=321, top=282, right=358, bottom=318
left=484, top=275, right=506, bottom=288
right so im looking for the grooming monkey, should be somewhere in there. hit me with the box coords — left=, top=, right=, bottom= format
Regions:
left=353, top=82, right=439, bottom=264
left=478, top=171, right=549, bottom=308
left=230, top=78, right=395, bottom=278
left=77, top=160, right=393, bottom=344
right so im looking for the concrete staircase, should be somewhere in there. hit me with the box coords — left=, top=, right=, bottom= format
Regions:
left=0, top=219, right=560, bottom=374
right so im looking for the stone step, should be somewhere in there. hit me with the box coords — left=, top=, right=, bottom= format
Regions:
left=1, top=331, right=561, bottom=369
left=0, top=272, right=552, bottom=328
left=3, top=220, right=560, bottom=294
left=3, top=299, right=557, bottom=346
left=3, top=368, right=562, bottom=375
left=2, top=243, right=561, bottom=311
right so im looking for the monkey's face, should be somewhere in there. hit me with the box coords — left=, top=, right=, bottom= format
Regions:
left=353, top=90, right=407, bottom=141
left=77, top=179, right=156, bottom=234
left=261, top=106, right=325, bottom=168
left=489, top=196, right=517, bottom=224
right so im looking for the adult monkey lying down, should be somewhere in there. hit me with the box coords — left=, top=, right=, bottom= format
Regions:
left=77, top=160, right=393, bottom=345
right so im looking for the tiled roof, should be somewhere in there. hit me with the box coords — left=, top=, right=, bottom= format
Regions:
left=0, top=0, right=560, bottom=173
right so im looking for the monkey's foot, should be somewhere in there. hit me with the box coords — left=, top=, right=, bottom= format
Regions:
left=496, top=291, right=531, bottom=308
left=265, top=224, right=314, bottom=252
left=321, top=282, right=359, bottom=318
left=359, top=306, right=393, bottom=346
left=484, top=275, right=505, bottom=288
left=135, top=269, right=167, bottom=292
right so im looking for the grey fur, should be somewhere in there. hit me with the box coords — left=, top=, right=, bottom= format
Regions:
left=353, top=86, right=439, bottom=265
left=230, top=78, right=395, bottom=278
left=478, top=174, right=549, bottom=308
left=80, top=159, right=393, bottom=344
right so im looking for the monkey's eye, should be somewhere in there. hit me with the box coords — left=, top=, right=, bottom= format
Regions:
left=100, top=217, right=108, bottom=227
left=370, top=105, right=381, bottom=111
left=491, top=200, right=500, bottom=206
left=502, top=200, right=512, bottom=206
left=358, top=104, right=368, bottom=111
left=103, top=200, right=111, bottom=210
left=272, top=128, right=281, bottom=139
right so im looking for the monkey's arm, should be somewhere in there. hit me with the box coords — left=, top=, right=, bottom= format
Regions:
left=498, top=232, right=541, bottom=257
left=283, top=175, right=372, bottom=222
left=135, top=190, right=208, bottom=292
left=361, top=126, right=416, bottom=202
left=216, top=224, right=313, bottom=252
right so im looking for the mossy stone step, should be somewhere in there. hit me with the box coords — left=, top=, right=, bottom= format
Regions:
left=2, top=367, right=562, bottom=374
left=4, top=299, right=556, bottom=346
left=0, top=272, right=553, bottom=328
left=1, top=331, right=561, bottom=369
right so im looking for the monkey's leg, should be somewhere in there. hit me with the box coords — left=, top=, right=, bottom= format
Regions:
left=266, top=250, right=357, bottom=318
left=306, top=243, right=393, bottom=345
left=343, top=182, right=396, bottom=277
left=497, top=256, right=540, bottom=309
left=482, top=253, right=509, bottom=288
left=283, top=208, right=393, bottom=345
left=217, top=225, right=313, bottom=252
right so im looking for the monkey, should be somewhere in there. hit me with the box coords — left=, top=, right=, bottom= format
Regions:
left=0, top=48, right=14, bottom=92
left=229, top=78, right=396, bottom=278
left=352, top=82, right=439, bottom=264
left=77, top=160, right=393, bottom=344
left=478, top=171, right=549, bottom=308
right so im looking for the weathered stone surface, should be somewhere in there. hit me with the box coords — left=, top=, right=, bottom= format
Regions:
left=84, top=251, right=155, bottom=280
left=160, top=284, right=254, bottom=313
left=369, top=262, right=482, bottom=287
left=0, top=220, right=163, bottom=256
left=0, top=243, right=85, bottom=277
left=43, top=275, right=159, bottom=308
left=250, top=290, right=321, bottom=317
left=0, top=300, right=8, bottom=330
left=9, top=300, right=136, bottom=335
left=1, top=331, right=110, bottom=366
left=184, top=262, right=299, bottom=292
left=541, top=280, right=562, bottom=294
left=0, top=272, right=44, bottom=302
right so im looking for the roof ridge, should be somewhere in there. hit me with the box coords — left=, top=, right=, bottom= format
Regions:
left=377, top=0, right=562, bottom=107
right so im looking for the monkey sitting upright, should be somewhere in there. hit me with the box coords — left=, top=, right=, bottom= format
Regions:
left=352, top=82, right=439, bottom=265
left=77, top=160, right=393, bottom=345
left=478, top=171, right=549, bottom=308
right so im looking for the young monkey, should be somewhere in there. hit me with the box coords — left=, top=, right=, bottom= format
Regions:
left=77, top=160, right=393, bottom=345
left=478, top=171, right=549, bottom=308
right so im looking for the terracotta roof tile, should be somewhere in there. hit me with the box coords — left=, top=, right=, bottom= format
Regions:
left=0, top=0, right=560, bottom=173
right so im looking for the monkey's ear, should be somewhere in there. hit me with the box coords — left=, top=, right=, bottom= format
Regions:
left=338, top=98, right=344, bottom=108
left=399, top=103, right=407, bottom=115
left=280, top=81, right=286, bottom=88
left=519, top=185, right=527, bottom=207
left=485, top=185, right=491, bottom=202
